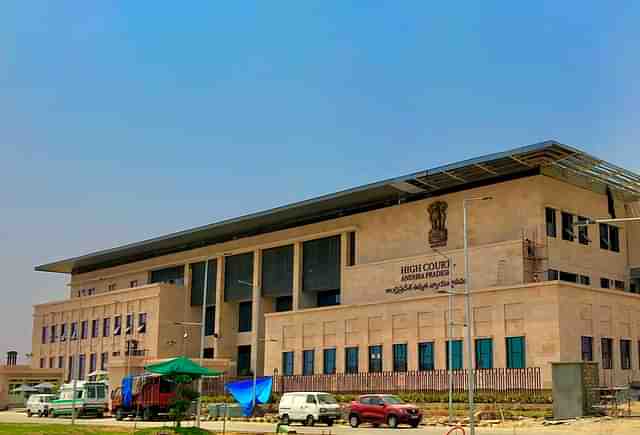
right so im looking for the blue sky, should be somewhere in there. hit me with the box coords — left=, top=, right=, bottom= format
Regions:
left=1, top=2, right=639, bottom=360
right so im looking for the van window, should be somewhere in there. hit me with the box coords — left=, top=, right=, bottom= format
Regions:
left=318, top=394, right=337, bottom=404
left=87, top=385, right=96, bottom=399
left=306, top=395, right=316, bottom=404
left=96, top=384, right=106, bottom=399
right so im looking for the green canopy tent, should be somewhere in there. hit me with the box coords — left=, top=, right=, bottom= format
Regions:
left=144, top=356, right=223, bottom=378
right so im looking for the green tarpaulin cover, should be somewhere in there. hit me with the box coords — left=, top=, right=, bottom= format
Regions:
left=144, top=356, right=223, bottom=378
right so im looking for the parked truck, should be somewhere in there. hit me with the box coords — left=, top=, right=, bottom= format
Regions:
left=111, top=374, right=177, bottom=421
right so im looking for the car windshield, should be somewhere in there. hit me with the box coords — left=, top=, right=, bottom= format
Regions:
left=318, top=394, right=337, bottom=404
left=382, top=395, right=404, bottom=404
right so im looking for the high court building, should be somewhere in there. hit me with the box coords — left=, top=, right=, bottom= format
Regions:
left=31, top=141, right=640, bottom=389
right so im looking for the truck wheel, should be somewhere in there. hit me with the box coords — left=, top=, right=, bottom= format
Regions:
left=280, top=414, right=290, bottom=425
left=143, top=407, right=153, bottom=421
left=26, top=410, right=32, bottom=418
left=326, top=419, right=334, bottom=426
left=387, top=414, right=398, bottom=428
left=305, top=415, right=315, bottom=426
left=115, top=408, right=125, bottom=421
left=50, top=410, right=58, bottom=418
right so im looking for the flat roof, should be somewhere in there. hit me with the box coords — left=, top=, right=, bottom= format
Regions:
left=35, top=140, right=640, bottom=274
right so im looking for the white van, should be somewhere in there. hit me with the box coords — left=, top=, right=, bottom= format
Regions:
left=278, top=392, right=341, bottom=426
left=26, top=394, right=57, bottom=417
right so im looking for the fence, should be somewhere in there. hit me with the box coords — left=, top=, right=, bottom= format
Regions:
left=201, top=368, right=542, bottom=396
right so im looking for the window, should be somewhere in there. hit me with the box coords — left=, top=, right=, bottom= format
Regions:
left=282, top=352, right=294, bottom=376
left=191, top=259, right=217, bottom=305
left=546, top=269, right=559, bottom=281
left=561, top=212, right=574, bottom=241
left=418, top=342, right=434, bottom=371
left=600, top=278, right=611, bottom=289
left=81, top=320, right=88, bottom=339
left=306, top=395, right=316, bottom=404
left=559, top=271, right=578, bottom=283
left=261, top=245, right=293, bottom=299
left=238, top=301, right=252, bottom=333
left=92, top=319, right=99, bottom=338
left=205, top=306, right=215, bottom=336
left=130, top=280, right=138, bottom=288
left=345, top=347, right=359, bottom=374
left=100, top=352, right=108, bottom=371
left=108, top=283, right=116, bottom=292
left=303, top=235, right=341, bottom=292
left=137, top=313, right=147, bottom=334
left=150, top=266, right=185, bottom=286
left=600, top=224, right=620, bottom=252
left=368, top=345, right=383, bottom=373
left=545, top=207, right=557, bottom=238
left=78, top=354, right=85, bottom=380
left=49, top=357, right=55, bottom=369
left=41, top=326, right=47, bottom=344
left=621, top=339, right=631, bottom=370
left=580, top=275, right=591, bottom=286
left=393, top=344, right=408, bottom=372
left=39, top=358, right=44, bottom=368
left=317, top=289, right=340, bottom=307
left=506, top=337, right=526, bottom=368
left=126, top=314, right=133, bottom=335
left=224, top=252, right=254, bottom=302
left=323, top=348, right=336, bottom=374
left=581, top=336, right=593, bottom=361
left=600, top=223, right=609, bottom=249
left=58, top=356, right=64, bottom=370
left=275, top=296, right=293, bottom=312
left=203, top=348, right=214, bottom=359
left=70, top=322, right=78, bottom=340
left=60, top=323, right=67, bottom=341
left=89, top=353, right=97, bottom=373
left=601, top=338, right=613, bottom=369
left=103, top=318, right=110, bottom=337
left=475, top=338, right=493, bottom=369
left=50, top=325, right=57, bottom=343
left=303, top=350, right=315, bottom=375
left=347, top=231, right=357, bottom=266
left=578, top=217, right=589, bottom=245
left=114, top=316, right=121, bottom=336
left=614, top=280, right=625, bottom=291
left=446, top=340, right=463, bottom=370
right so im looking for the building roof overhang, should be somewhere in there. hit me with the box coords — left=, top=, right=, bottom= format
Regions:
left=35, top=140, right=640, bottom=274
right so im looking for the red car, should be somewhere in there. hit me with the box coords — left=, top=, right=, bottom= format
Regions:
left=349, top=394, right=422, bottom=428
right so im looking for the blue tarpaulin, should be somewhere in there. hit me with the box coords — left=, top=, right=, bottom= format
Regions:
left=122, top=376, right=133, bottom=408
left=225, top=377, right=273, bottom=416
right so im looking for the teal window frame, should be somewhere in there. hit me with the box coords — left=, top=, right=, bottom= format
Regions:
left=303, top=350, right=314, bottom=375
left=393, top=343, right=408, bottom=372
left=475, top=338, right=493, bottom=369
left=506, top=336, right=526, bottom=368
left=282, top=351, right=294, bottom=376
left=418, top=342, right=434, bottom=371
left=345, top=347, right=359, bottom=374
left=323, top=348, right=336, bottom=374
left=446, top=340, right=463, bottom=370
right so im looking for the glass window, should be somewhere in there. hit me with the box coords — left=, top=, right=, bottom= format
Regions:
left=204, top=348, right=214, bottom=359
left=114, top=316, right=121, bottom=336
left=559, top=271, right=578, bottom=283
left=58, top=356, right=64, bottom=370
left=545, top=207, right=557, bottom=238
left=614, top=280, right=625, bottom=291
left=275, top=296, right=293, bottom=312
left=78, top=354, right=85, bottom=380
left=306, top=395, right=316, bottom=404
left=71, top=322, right=78, bottom=340
left=578, top=217, right=589, bottom=245
left=600, top=223, right=610, bottom=250
left=506, top=337, right=526, bottom=369
left=92, top=319, right=99, bottom=338
left=138, top=313, right=147, bottom=334
left=323, top=349, right=336, bottom=374
left=261, top=245, right=294, bottom=298
left=392, top=344, right=407, bottom=372
left=126, top=314, right=133, bottom=335
left=601, top=338, right=613, bottom=369
left=581, top=336, right=593, bottom=361
left=546, top=269, right=559, bottom=281
left=89, top=353, right=97, bottom=373
left=317, top=289, right=340, bottom=307
left=190, top=259, right=217, bottom=306
left=368, top=345, right=383, bottom=373
left=150, top=266, right=185, bottom=286
left=49, top=357, right=54, bottom=369
left=205, top=306, right=215, bottom=336
left=87, top=384, right=96, bottom=400
left=81, top=320, right=88, bottom=339
left=238, top=301, right=252, bottom=333
left=130, top=280, right=138, bottom=288
left=282, top=351, right=294, bottom=376
left=303, top=235, right=341, bottom=292
left=103, top=318, right=110, bottom=337
left=347, top=231, right=356, bottom=266
left=621, top=339, right=631, bottom=370
left=237, top=345, right=252, bottom=376
left=39, top=358, right=44, bottom=368
left=475, top=338, right=493, bottom=369
left=418, top=342, right=434, bottom=371
left=345, top=347, right=359, bottom=374
left=561, top=212, right=574, bottom=241
left=41, top=326, right=47, bottom=344
left=224, top=253, right=254, bottom=302
left=303, top=350, right=315, bottom=375
left=100, top=352, right=108, bottom=371
left=600, top=278, right=611, bottom=289
left=50, top=325, right=57, bottom=343
left=610, top=226, right=620, bottom=252
left=579, top=275, right=591, bottom=286
left=446, top=340, right=463, bottom=370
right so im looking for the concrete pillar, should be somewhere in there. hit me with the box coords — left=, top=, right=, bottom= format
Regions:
left=292, top=242, right=302, bottom=311
left=252, top=250, right=264, bottom=376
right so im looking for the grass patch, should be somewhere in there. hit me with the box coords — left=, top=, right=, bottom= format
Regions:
left=0, top=423, right=213, bottom=435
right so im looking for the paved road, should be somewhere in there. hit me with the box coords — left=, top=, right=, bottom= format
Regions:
left=1, top=411, right=639, bottom=435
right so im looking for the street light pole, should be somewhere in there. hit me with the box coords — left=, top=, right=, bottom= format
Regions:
left=463, top=196, right=492, bottom=435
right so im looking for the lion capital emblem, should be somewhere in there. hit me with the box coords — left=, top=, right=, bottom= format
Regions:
left=428, top=201, right=448, bottom=247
